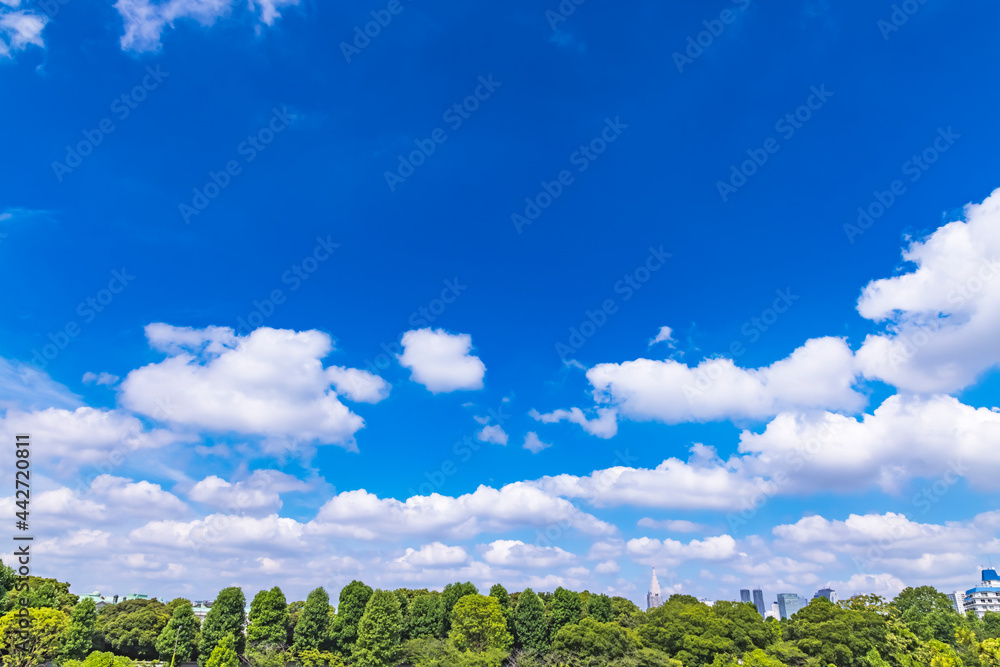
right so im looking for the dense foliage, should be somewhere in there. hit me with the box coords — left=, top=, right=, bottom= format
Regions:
left=2, top=559, right=1000, bottom=667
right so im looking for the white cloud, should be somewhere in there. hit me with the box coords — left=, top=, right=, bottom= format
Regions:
left=130, top=513, right=307, bottom=553
left=738, top=394, right=1000, bottom=492
left=120, top=325, right=370, bottom=450
left=0, top=357, right=80, bottom=411
left=594, top=560, right=620, bottom=574
left=856, top=187, right=1000, bottom=394
left=532, top=444, right=767, bottom=511
left=637, top=518, right=706, bottom=533
left=650, top=326, right=675, bottom=347
left=308, top=483, right=615, bottom=541
left=113, top=0, right=299, bottom=52
left=476, top=424, right=508, bottom=446
left=480, top=540, right=575, bottom=568
left=0, top=8, right=46, bottom=59
left=394, top=542, right=469, bottom=568
left=626, top=535, right=738, bottom=565
left=398, top=328, right=486, bottom=393
left=522, top=432, right=551, bottom=454
left=188, top=470, right=308, bottom=514
left=83, top=372, right=120, bottom=386
left=0, top=407, right=184, bottom=471
left=325, top=366, right=390, bottom=404
left=529, top=407, right=618, bottom=438
left=586, top=337, right=863, bottom=425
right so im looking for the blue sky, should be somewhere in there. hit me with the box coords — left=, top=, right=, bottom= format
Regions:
left=3, top=0, right=1000, bottom=607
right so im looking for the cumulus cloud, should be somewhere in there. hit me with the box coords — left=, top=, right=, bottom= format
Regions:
left=188, top=470, right=308, bottom=514
left=394, top=542, right=469, bottom=568
left=0, top=407, right=185, bottom=471
left=397, top=328, right=486, bottom=393
left=532, top=444, right=768, bottom=511
left=476, top=424, right=508, bottom=446
left=586, top=337, right=863, bottom=425
left=856, top=187, right=1000, bottom=393
left=325, top=366, right=390, bottom=403
left=114, top=0, right=299, bottom=52
left=738, top=394, right=1000, bottom=492
left=0, top=8, right=46, bottom=59
left=120, top=325, right=371, bottom=450
left=626, top=535, right=739, bottom=565
left=480, top=540, right=575, bottom=568
left=308, top=483, right=615, bottom=541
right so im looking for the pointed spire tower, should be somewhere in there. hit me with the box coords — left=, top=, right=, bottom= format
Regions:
left=647, top=561, right=662, bottom=610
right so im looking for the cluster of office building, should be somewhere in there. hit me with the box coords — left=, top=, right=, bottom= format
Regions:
left=645, top=565, right=1000, bottom=621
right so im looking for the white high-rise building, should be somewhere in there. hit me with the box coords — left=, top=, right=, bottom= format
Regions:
left=948, top=591, right=966, bottom=615
left=647, top=563, right=662, bottom=610
left=964, top=569, right=1000, bottom=618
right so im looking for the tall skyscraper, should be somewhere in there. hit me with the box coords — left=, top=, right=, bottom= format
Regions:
left=777, top=593, right=807, bottom=619
left=814, top=588, right=838, bottom=603
left=647, top=563, right=662, bottom=610
left=752, top=588, right=766, bottom=617
left=740, top=589, right=752, bottom=604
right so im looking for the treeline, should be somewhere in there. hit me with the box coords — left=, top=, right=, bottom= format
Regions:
left=2, top=562, right=1000, bottom=667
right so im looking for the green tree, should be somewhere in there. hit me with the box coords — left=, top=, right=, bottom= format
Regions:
left=637, top=595, right=735, bottom=667
left=62, top=598, right=98, bottom=661
left=449, top=594, right=512, bottom=654
left=713, top=600, right=778, bottom=653
left=204, top=634, right=239, bottom=667
left=441, top=583, right=478, bottom=632
left=586, top=594, right=613, bottom=623
left=551, top=617, right=642, bottom=662
left=248, top=587, right=289, bottom=646
left=198, top=587, right=246, bottom=665
left=611, top=597, right=641, bottom=628
left=352, top=590, right=403, bottom=667
left=293, top=587, right=331, bottom=654
left=892, top=587, right=961, bottom=644
left=95, top=598, right=170, bottom=659
left=0, top=561, right=15, bottom=612
left=488, top=584, right=515, bottom=642
left=514, top=588, right=547, bottom=652
left=985, top=613, right=1000, bottom=640
left=407, top=596, right=444, bottom=639
left=549, top=587, right=583, bottom=640
left=0, top=606, right=70, bottom=667
left=71, top=650, right=137, bottom=667
left=330, top=580, right=372, bottom=655
left=156, top=600, right=199, bottom=663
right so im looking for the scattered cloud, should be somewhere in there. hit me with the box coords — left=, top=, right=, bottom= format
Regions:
left=398, top=328, right=486, bottom=393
